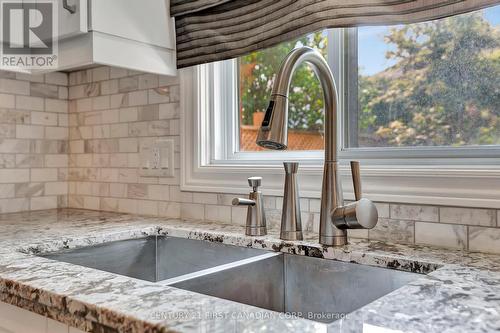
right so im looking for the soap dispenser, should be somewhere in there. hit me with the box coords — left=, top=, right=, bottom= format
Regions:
left=232, top=177, right=267, bottom=236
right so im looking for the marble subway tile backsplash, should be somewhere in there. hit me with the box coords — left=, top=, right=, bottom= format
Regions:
left=0, top=67, right=499, bottom=254
left=0, top=71, right=68, bottom=212
left=468, top=226, right=500, bottom=253
left=67, top=66, right=180, bottom=214
left=369, top=218, right=415, bottom=244
left=390, top=204, right=439, bottom=222
left=439, top=207, right=496, bottom=226
left=415, top=222, right=468, bottom=250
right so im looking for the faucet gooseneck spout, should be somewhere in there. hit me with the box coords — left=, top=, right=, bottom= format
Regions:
left=256, top=46, right=378, bottom=246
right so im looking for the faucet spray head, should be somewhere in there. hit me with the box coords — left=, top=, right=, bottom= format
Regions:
left=256, top=95, right=289, bottom=150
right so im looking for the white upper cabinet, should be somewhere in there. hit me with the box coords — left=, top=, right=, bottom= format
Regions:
left=90, top=0, right=175, bottom=50
left=60, top=0, right=177, bottom=75
left=2, top=0, right=177, bottom=76
left=57, top=0, right=88, bottom=40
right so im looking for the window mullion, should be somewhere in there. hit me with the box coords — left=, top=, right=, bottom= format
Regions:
left=211, top=62, right=224, bottom=161
left=211, top=60, right=238, bottom=161
left=228, top=59, right=240, bottom=158
left=329, top=28, right=350, bottom=153
left=345, top=28, right=359, bottom=149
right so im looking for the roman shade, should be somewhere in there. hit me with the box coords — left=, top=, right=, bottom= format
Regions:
left=172, top=0, right=500, bottom=68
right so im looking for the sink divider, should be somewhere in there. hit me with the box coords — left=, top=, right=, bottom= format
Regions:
left=158, top=252, right=282, bottom=286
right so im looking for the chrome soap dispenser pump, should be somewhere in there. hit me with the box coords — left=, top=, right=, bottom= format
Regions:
left=232, top=177, right=267, bottom=236
left=280, top=162, right=303, bottom=240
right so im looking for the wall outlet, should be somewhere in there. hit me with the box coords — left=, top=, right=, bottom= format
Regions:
left=139, top=139, right=175, bottom=177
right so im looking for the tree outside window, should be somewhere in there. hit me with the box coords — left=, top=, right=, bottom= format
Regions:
left=238, top=6, right=500, bottom=151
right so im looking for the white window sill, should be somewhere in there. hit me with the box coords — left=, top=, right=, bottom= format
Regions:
left=181, top=160, right=500, bottom=209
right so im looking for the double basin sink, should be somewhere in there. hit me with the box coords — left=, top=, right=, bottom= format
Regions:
left=41, top=236, right=421, bottom=324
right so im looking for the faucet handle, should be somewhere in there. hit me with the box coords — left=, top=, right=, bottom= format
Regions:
left=350, top=161, right=362, bottom=201
left=333, top=198, right=378, bottom=229
left=331, top=161, right=378, bottom=230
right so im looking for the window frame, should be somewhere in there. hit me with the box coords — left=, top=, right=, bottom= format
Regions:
left=180, top=28, right=500, bottom=208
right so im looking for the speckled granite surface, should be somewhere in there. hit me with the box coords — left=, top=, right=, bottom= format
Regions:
left=0, top=209, right=499, bottom=332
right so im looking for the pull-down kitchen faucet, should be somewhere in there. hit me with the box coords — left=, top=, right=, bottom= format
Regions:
left=256, top=46, right=378, bottom=246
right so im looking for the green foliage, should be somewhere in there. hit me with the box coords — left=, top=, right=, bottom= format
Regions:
left=360, top=11, right=500, bottom=146
left=239, top=32, right=327, bottom=131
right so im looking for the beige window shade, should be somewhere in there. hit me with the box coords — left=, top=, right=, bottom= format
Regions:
left=172, top=0, right=500, bottom=68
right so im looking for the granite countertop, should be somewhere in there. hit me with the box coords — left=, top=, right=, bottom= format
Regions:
left=0, top=209, right=499, bottom=332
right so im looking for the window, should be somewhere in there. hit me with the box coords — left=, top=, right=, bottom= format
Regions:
left=354, top=8, right=500, bottom=148
left=181, top=5, right=500, bottom=207
left=235, top=5, right=500, bottom=154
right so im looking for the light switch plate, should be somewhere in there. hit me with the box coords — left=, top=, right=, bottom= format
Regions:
left=139, top=139, right=175, bottom=177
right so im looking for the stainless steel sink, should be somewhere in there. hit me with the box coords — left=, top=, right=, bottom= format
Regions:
left=40, top=236, right=267, bottom=282
left=171, top=253, right=422, bottom=323
left=41, top=236, right=423, bottom=323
